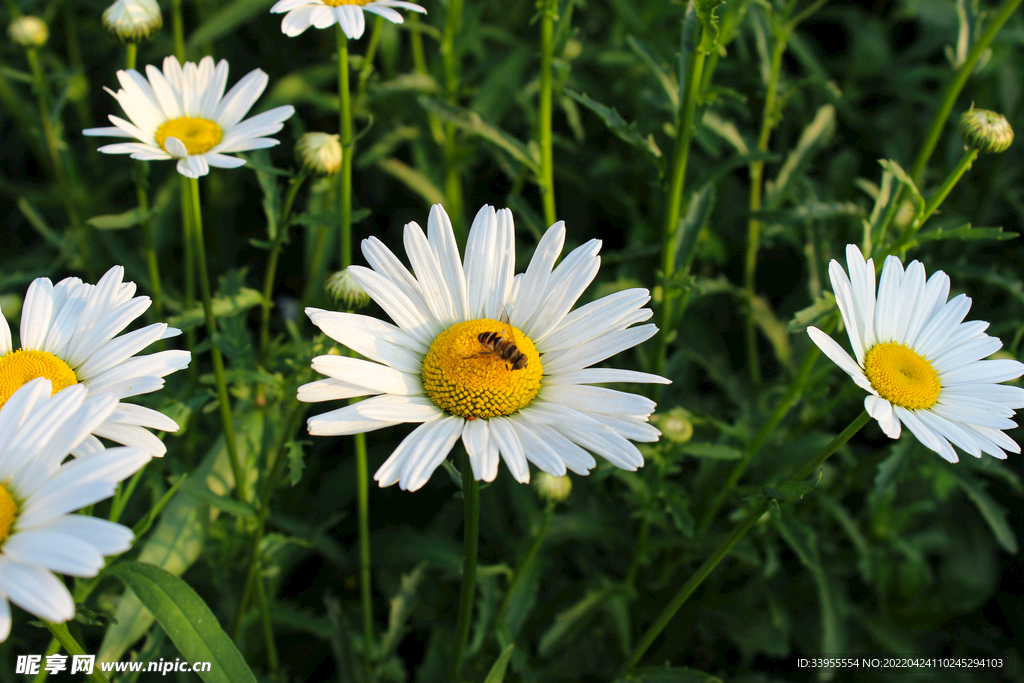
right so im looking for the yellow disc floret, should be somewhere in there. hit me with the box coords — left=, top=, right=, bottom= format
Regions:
left=864, top=342, right=941, bottom=410
left=421, top=318, right=542, bottom=419
left=155, top=117, right=223, bottom=155
left=0, top=484, right=16, bottom=545
left=0, top=349, right=78, bottom=409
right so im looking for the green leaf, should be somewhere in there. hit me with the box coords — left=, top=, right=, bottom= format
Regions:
left=764, top=469, right=822, bottom=501
left=538, top=584, right=616, bottom=656
left=765, top=104, right=836, bottom=209
left=106, top=563, right=258, bottom=683
left=914, top=223, right=1017, bottom=244
left=417, top=97, right=539, bottom=173
left=131, top=474, right=190, bottom=539
left=86, top=208, right=150, bottom=230
left=180, top=479, right=257, bottom=519
left=482, top=644, right=515, bottom=683
left=948, top=469, right=1019, bottom=553
left=249, top=150, right=281, bottom=241
left=378, top=564, right=426, bottom=660
left=186, top=0, right=275, bottom=51
left=626, top=35, right=678, bottom=108
left=376, top=158, right=446, bottom=207
left=679, top=442, right=743, bottom=460
left=286, top=439, right=310, bottom=487
left=674, top=183, right=715, bottom=274
left=566, top=90, right=664, bottom=171
left=748, top=293, right=792, bottom=369
left=661, top=488, right=695, bottom=537
left=99, top=413, right=263, bottom=663
left=167, top=288, right=263, bottom=331
left=787, top=292, right=836, bottom=333
left=878, top=158, right=924, bottom=217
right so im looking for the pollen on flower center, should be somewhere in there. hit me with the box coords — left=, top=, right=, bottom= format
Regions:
left=155, top=117, right=223, bottom=155
left=864, top=342, right=941, bottom=410
left=0, top=349, right=78, bottom=409
left=421, top=318, right=543, bottom=419
left=322, top=0, right=372, bottom=6
left=0, top=483, right=17, bottom=545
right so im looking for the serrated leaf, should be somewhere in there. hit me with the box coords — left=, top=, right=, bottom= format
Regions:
left=167, top=288, right=263, bottom=331
left=286, top=439, right=309, bottom=486
left=106, top=563, right=258, bottom=683
left=788, top=292, right=836, bottom=333
left=86, top=208, right=150, bottom=230
left=679, top=442, right=743, bottom=459
left=566, top=90, right=663, bottom=171
left=878, top=158, right=924, bottom=216
left=482, top=644, right=515, bottom=683
left=764, top=469, right=821, bottom=501
left=418, top=97, right=539, bottom=173
left=914, top=223, right=1017, bottom=243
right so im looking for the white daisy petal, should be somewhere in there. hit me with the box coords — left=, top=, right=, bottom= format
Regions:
left=310, top=355, right=422, bottom=396
left=893, top=406, right=957, bottom=462
left=404, top=221, right=456, bottom=324
left=20, top=278, right=55, bottom=350
left=395, top=416, right=464, bottom=491
left=0, top=561, right=75, bottom=624
left=348, top=266, right=439, bottom=346
left=510, top=221, right=565, bottom=331
left=527, top=240, right=602, bottom=341
left=363, top=4, right=404, bottom=23
left=487, top=417, right=530, bottom=484
left=542, top=324, right=658, bottom=374
left=306, top=308, right=425, bottom=374
left=281, top=5, right=317, bottom=35
left=462, top=417, right=492, bottom=481
left=2, top=531, right=105, bottom=577
left=427, top=205, right=470, bottom=321
left=508, top=416, right=567, bottom=477
left=807, top=326, right=874, bottom=392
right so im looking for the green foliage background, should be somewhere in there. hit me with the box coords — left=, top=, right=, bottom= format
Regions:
left=1, top=0, right=1024, bottom=680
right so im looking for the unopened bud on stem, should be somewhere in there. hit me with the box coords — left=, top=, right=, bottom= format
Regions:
left=9, top=16, right=48, bottom=48
left=958, top=107, right=1013, bottom=154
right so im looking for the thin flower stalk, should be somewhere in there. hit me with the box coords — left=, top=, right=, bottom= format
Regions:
left=909, top=0, right=1024, bottom=184
left=655, top=19, right=707, bottom=377
left=186, top=178, right=247, bottom=503
left=45, top=621, right=111, bottom=683
left=452, top=453, right=480, bottom=680
left=261, top=170, right=308, bottom=362
left=171, top=0, right=186, bottom=60
left=538, top=0, right=558, bottom=227
left=619, top=410, right=872, bottom=675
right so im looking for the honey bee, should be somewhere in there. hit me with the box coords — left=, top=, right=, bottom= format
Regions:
left=467, top=308, right=528, bottom=371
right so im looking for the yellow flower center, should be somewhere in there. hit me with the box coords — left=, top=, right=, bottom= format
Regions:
left=322, top=0, right=372, bottom=5
left=0, top=484, right=17, bottom=545
left=0, top=349, right=79, bottom=409
left=421, top=319, right=543, bottom=419
left=155, top=117, right=223, bottom=155
left=863, top=342, right=941, bottom=410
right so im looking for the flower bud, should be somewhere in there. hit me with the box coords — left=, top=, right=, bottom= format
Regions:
left=102, top=0, right=163, bottom=42
left=326, top=269, right=370, bottom=310
left=9, top=16, right=48, bottom=48
left=652, top=407, right=694, bottom=444
left=296, top=132, right=342, bottom=176
left=958, top=107, right=1013, bottom=154
left=534, top=473, right=572, bottom=503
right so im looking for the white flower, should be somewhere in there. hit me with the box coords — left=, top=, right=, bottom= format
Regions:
left=300, top=204, right=669, bottom=491
left=102, top=0, right=163, bottom=42
left=808, top=244, right=1024, bottom=462
left=270, top=0, right=426, bottom=40
left=0, top=379, right=149, bottom=641
left=0, top=266, right=191, bottom=457
left=83, top=56, right=295, bottom=178
left=8, top=16, right=48, bottom=47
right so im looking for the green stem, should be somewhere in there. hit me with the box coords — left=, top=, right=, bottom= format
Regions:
left=255, top=571, right=279, bottom=670
left=409, top=13, right=445, bottom=146
left=260, top=171, right=307, bottom=361
left=441, top=0, right=466, bottom=241
left=493, top=501, right=554, bottom=632
left=180, top=175, right=197, bottom=383
left=126, top=43, right=137, bottom=70
left=109, top=463, right=148, bottom=524
left=538, top=0, right=557, bottom=227
left=44, top=620, right=110, bottom=683
left=186, top=177, right=246, bottom=503
left=26, top=47, right=93, bottom=279
left=744, top=31, right=787, bottom=385
left=30, top=637, right=61, bottom=683
left=909, top=0, right=1023, bottom=184
left=654, top=20, right=707, bottom=377
left=355, top=430, right=373, bottom=670
left=890, top=148, right=979, bottom=255
left=452, top=453, right=480, bottom=681
left=171, top=0, right=186, bottom=61
left=698, top=314, right=836, bottom=531
left=358, top=17, right=385, bottom=94
left=618, top=410, right=871, bottom=675
left=338, top=28, right=353, bottom=270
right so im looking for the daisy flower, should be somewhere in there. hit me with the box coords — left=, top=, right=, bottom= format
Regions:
left=808, top=244, right=1024, bottom=462
left=84, top=55, right=295, bottom=178
left=0, top=266, right=191, bottom=457
left=270, top=0, right=426, bottom=40
left=300, top=204, right=668, bottom=491
left=0, top=378, right=149, bottom=641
